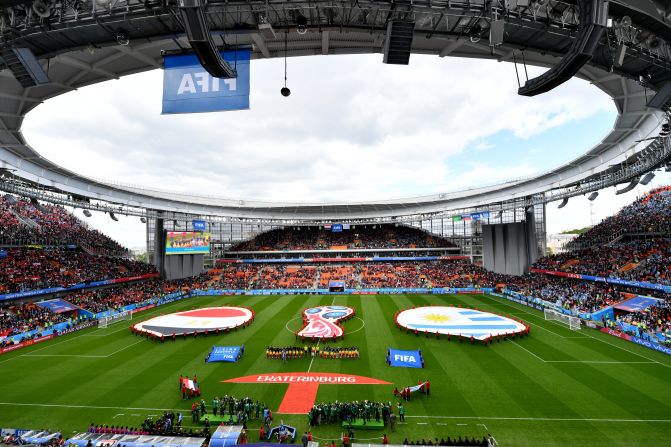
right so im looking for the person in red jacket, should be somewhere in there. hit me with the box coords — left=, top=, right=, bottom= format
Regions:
left=382, top=434, right=389, bottom=445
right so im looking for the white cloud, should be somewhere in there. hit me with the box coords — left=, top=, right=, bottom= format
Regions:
left=20, top=53, right=619, bottom=246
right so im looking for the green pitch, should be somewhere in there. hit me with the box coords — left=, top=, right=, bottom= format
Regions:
left=1, top=293, right=670, bottom=447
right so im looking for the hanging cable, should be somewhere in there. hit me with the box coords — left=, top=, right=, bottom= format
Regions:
left=281, top=31, right=291, bottom=97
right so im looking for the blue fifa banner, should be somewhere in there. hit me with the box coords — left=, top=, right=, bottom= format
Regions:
left=388, top=348, right=424, bottom=368
left=36, top=299, right=79, bottom=314
left=329, top=280, right=346, bottom=288
left=192, top=220, right=207, bottom=231
left=162, top=50, right=250, bottom=114
left=207, top=345, right=244, bottom=362
left=332, top=224, right=343, bottom=233
left=614, top=296, right=662, bottom=312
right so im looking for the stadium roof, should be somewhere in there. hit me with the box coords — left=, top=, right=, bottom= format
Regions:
left=0, top=0, right=670, bottom=221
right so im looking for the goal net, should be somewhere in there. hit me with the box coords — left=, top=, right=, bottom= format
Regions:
left=98, top=310, right=132, bottom=329
left=544, top=308, right=580, bottom=331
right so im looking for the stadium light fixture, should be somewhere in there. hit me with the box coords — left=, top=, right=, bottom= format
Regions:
left=588, top=191, right=599, bottom=201
left=616, top=178, right=639, bottom=195
left=557, top=198, right=569, bottom=208
left=639, top=172, right=655, bottom=185
left=140, top=217, right=147, bottom=223
left=32, top=0, right=51, bottom=18
left=109, top=212, right=119, bottom=222
left=116, top=30, right=130, bottom=46
left=296, top=14, right=308, bottom=34
left=83, top=210, right=92, bottom=217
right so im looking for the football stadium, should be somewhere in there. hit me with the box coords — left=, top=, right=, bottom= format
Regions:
left=1, top=1, right=671, bottom=446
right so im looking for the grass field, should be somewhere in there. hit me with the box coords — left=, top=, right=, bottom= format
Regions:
left=1, top=293, right=670, bottom=447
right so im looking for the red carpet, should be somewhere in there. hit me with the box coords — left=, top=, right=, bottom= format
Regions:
left=277, top=382, right=320, bottom=414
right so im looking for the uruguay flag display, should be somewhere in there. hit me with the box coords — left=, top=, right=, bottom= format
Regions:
left=396, top=306, right=527, bottom=340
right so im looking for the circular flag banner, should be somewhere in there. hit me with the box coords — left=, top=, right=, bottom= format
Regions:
left=396, top=306, right=526, bottom=340
left=133, top=306, right=253, bottom=337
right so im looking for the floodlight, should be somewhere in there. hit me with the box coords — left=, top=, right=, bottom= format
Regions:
left=296, top=14, right=308, bottom=34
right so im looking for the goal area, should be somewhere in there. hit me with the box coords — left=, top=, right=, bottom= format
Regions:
left=544, top=308, right=581, bottom=331
left=98, top=311, right=132, bottom=328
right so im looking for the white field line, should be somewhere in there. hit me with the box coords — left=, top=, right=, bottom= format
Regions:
left=21, top=354, right=106, bottom=358
left=579, top=329, right=671, bottom=370
left=491, top=296, right=671, bottom=369
left=509, top=340, right=546, bottom=362
left=491, top=303, right=586, bottom=339
left=0, top=402, right=669, bottom=424
left=510, top=340, right=660, bottom=365
left=22, top=339, right=145, bottom=359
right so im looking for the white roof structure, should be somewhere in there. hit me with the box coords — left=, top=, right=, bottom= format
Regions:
left=0, top=0, right=670, bottom=222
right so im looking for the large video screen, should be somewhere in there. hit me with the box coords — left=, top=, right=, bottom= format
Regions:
left=165, top=231, right=210, bottom=255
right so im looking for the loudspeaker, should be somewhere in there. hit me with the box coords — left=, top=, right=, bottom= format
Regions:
left=614, top=43, right=627, bottom=67
left=489, top=20, right=504, bottom=46
left=383, top=21, right=415, bottom=65
left=32, top=0, right=51, bottom=18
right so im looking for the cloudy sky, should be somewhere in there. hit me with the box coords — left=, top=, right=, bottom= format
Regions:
left=21, top=54, right=670, bottom=248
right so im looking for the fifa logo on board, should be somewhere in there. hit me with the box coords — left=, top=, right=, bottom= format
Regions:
left=177, top=72, right=237, bottom=94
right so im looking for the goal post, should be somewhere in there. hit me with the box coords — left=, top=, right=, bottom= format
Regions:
left=544, top=308, right=581, bottom=331
left=97, top=310, right=132, bottom=329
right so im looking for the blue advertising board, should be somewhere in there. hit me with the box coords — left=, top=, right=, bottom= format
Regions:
left=388, top=348, right=424, bottom=368
left=614, top=295, right=662, bottom=312
left=207, top=345, right=244, bottom=363
left=162, top=50, right=250, bottom=114
left=331, top=224, right=343, bottom=233
left=35, top=299, right=79, bottom=314
left=192, top=220, right=207, bottom=231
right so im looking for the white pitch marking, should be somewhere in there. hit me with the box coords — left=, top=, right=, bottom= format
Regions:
left=456, top=424, right=467, bottom=426
left=491, top=296, right=671, bottom=369
left=113, top=414, right=124, bottom=419
left=478, top=423, right=489, bottom=431
left=579, top=329, right=671, bottom=370
left=509, top=340, right=546, bottom=362
left=404, top=415, right=671, bottom=423
left=104, top=339, right=146, bottom=357
left=0, top=402, right=669, bottom=423
left=22, top=354, right=106, bottom=358
left=544, top=360, right=657, bottom=364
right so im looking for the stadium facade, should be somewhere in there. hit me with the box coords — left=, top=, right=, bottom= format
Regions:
left=0, top=0, right=669, bottom=271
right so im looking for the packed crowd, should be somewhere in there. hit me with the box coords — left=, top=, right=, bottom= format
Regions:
left=64, top=279, right=185, bottom=314
left=532, top=238, right=671, bottom=285
left=231, top=225, right=456, bottom=251
left=0, top=275, right=209, bottom=345
left=0, top=248, right=156, bottom=294
left=0, top=196, right=127, bottom=253
left=0, top=301, right=69, bottom=338
left=613, top=300, right=671, bottom=344
left=569, top=186, right=671, bottom=247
